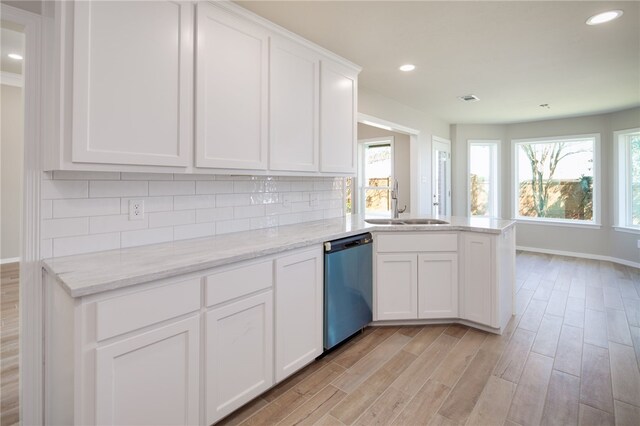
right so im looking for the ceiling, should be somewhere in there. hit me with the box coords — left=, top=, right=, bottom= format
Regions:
left=236, top=1, right=640, bottom=124
left=1, top=25, right=24, bottom=75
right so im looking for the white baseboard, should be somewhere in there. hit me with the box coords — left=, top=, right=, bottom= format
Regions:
left=516, top=246, right=640, bottom=269
left=1, top=257, right=20, bottom=265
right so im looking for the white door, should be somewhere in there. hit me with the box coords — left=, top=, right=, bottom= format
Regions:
left=432, top=137, right=452, bottom=216
left=275, top=248, right=323, bottom=382
left=206, top=291, right=274, bottom=424
left=269, top=36, right=319, bottom=171
left=375, top=254, right=418, bottom=320
left=418, top=253, right=458, bottom=319
left=320, top=59, right=358, bottom=173
left=195, top=2, right=268, bottom=170
left=95, top=316, right=199, bottom=426
left=72, top=1, right=193, bottom=166
left=461, top=233, right=494, bottom=326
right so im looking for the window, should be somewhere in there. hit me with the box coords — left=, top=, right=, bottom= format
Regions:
left=468, top=140, right=499, bottom=217
left=616, top=128, right=640, bottom=230
left=358, top=138, right=394, bottom=215
left=513, top=134, right=598, bottom=225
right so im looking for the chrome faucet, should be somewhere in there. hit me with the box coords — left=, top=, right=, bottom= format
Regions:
left=390, top=179, right=406, bottom=219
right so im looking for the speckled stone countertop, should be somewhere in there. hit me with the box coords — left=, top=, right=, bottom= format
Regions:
left=43, top=215, right=515, bottom=297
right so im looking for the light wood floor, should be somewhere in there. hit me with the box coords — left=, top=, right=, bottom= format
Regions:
left=218, top=252, right=640, bottom=426
left=1, top=262, right=19, bottom=426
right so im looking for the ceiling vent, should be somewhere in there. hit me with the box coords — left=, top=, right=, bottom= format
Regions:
left=458, top=94, right=480, bottom=102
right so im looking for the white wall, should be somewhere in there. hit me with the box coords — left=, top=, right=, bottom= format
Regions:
left=358, top=86, right=450, bottom=215
left=451, top=107, right=640, bottom=264
left=40, top=172, right=344, bottom=258
left=357, top=123, right=411, bottom=211
left=1, top=84, right=23, bottom=261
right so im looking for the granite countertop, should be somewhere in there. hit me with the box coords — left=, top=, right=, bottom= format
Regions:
left=43, top=215, right=516, bottom=298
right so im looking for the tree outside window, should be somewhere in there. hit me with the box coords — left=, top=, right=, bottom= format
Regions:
left=515, top=137, right=596, bottom=223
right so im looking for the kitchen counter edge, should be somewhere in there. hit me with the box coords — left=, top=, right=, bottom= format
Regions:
left=42, top=215, right=516, bottom=298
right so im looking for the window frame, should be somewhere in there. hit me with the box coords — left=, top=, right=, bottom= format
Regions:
left=357, top=137, right=395, bottom=215
left=467, top=140, right=500, bottom=218
left=614, top=128, right=640, bottom=233
left=511, top=133, right=601, bottom=227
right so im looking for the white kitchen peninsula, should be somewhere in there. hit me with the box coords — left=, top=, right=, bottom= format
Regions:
left=42, top=215, right=515, bottom=425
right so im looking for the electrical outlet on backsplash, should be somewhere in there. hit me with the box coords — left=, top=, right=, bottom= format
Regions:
left=40, top=171, right=346, bottom=258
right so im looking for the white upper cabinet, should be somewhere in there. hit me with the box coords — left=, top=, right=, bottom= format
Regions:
left=320, top=60, right=358, bottom=174
left=195, top=2, right=269, bottom=170
left=47, top=1, right=359, bottom=175
left=269, top=36, right=319, bottom=172
left=71, top=1, right=193, bottom=167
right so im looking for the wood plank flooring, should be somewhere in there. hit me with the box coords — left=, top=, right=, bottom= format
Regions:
left=218, top=252, right=640, bottom=426
left=1, top=262, right=19, bottom=426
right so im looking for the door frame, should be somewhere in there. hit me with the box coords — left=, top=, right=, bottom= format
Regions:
left=432, top=136, right=452, bottom=216
left=357, top=113, right=421, bottom=214
left=1, top=4, right=43, bottom=425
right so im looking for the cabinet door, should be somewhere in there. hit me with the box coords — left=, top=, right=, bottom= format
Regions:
left=418, top=253, right=458, bottom=319
left=95, top=316, right=199, bottom=425
left=375, top=254, right=418, bottom=320
left=195, top=2, right=268, bottom=170
left=320, top=60, right=358, bottom=173
left=275, top=248, right=323, bottom=382
left=461, top=233, right=494, bottom=326
left=72, top=1, right=192, bottom=166
left=206, top=291, right=274, bottom=424
left=270, top=36, right=319, bottom=172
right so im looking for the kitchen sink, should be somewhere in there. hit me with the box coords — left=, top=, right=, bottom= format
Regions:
left=365, top=218, right=449, bottom=225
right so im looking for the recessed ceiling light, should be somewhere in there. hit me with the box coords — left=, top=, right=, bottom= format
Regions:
left=399, top=64, right=415, bottom=72
left=586, top=10, right=623, bottom=25
left=7, top=53, right=23, bottom=60
left=458, top=94, right=480, bottom=102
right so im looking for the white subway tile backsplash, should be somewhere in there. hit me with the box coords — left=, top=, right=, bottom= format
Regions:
left=53, top=171, right=120, bottom=180
left=42, top=217, right=89, bottom=239
left=173, top=173, right=215, bottom=181
left=120, top=172, right=173, bottom=181
left=173, top=222, right=215, bottom=240
left=250, top=216, right=278, bottom=230
left=53, top=233, right=120, bottom=257
left=215, top=219, right=251, bottom=235
left=90, top=181, right=148, bottom=198
left=53, top=198, right=121, bottom=218
left=149, top=210, right=196, bottom=228
left=121, top=227, right=173, bottom=248
left=41, top=200, right=53, bottom=219
left=216, top=193, right=251, bottom=207
left=174, top=195, right=216, bottom=210
left=120, top=196, right=173, bottom=214
left=196, top=181, right=234, bottom=194
left=42, top=180, right=88, bottom=199
left=89, top=214, right=149, bottom=234
left=149, top=181, right=195, bottom=196
left=196, top=207, right=234, bottom=223
left=234, top=205, right=266, bottom=219
left=43, top=172, right=345, bottom=257
left=41, top=239, right=53, bottom=259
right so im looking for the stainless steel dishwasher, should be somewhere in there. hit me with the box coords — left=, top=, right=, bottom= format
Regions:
left=323, top=233, right=373, bottom=351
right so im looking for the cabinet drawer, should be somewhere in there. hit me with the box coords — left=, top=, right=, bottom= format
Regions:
left=206, top=260, right=273, bottom=307
left=96, top=278, right=201, bottom=341
left=376, top=233, right=457, bottom=253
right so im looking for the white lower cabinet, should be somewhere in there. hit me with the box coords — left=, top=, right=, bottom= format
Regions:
left=460, top=233, right=494, bottom=326
left=376, top=254, right=418, bottom=320
left=206, top=292, right=274, bottom=424
left=95, top=316, right=200, bottom=426
left=418, top=253, right=458, bottom=319
left=275, top=247, right=323, bottom=382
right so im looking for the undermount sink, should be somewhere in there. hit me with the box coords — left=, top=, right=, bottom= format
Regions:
left=365, top=218, right=450, bottom=225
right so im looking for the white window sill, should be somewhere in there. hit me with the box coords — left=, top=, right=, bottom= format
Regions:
left=613, top=226, right=640, bottom=235
left=514, top=218, right=602, bottom=230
